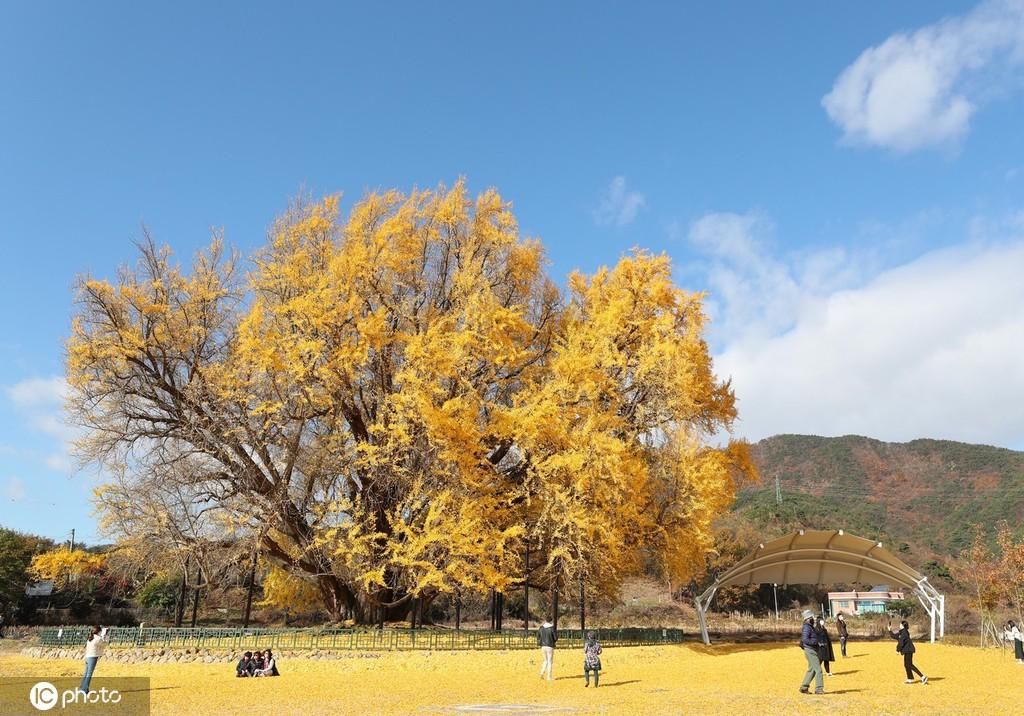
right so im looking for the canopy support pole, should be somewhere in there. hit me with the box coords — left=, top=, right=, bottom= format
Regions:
left=912, top=577, right=944, bottom=643
left=695, top=585, right=717, bottom=645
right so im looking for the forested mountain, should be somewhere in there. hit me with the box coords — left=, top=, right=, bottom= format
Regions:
left=731, top=435, right=1024, bottom=580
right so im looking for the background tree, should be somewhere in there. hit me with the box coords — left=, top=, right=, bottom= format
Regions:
left=994, top=522, right=1024, bottom=624
left=28, top=548, right=106, bottom=590
left=68, top=181, right=752, bottom=623
left=1, top=528, right=56, bottom=618
left=955, top=526, right=1003, bottom=646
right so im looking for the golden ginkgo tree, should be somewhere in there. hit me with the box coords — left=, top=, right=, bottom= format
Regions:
left=67, top=180, right=753, bottom=623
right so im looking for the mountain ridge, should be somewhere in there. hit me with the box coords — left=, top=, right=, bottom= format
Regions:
left=733, top=433, right=1024, bottom=578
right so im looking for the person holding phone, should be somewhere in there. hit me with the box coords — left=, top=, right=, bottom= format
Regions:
left=890, top=619, right=928, bottom=684
left=79, top=625, right=108, bottom=693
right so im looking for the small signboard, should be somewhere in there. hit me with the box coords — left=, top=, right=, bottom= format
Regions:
left=25, top=580, right=55, bottom=597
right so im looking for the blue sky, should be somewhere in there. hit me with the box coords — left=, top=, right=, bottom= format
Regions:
left=2, top=1, right=1023, bottom=542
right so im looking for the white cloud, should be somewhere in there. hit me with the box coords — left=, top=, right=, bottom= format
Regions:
left=687, top=212, right=877, bottom=346
left=688, top=212, right=1024, bottom=448
left=594, top=176, right=646, bottom=227
left=822, top=0, right=1024, bottom=151
left=7, top=376, right=67, bottom=406
left=3, top=476, right=26, bottom=502
left=45, top=453, right=73, bottom=473
left=6, top=375, right=77, bottom=472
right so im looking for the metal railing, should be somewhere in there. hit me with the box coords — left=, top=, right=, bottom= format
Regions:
left=37, top=626, right=685, bottom=651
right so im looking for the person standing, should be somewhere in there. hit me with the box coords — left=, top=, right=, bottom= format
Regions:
left=836, top=613, right=849, bottom=657
left=1004, top=621, right=1024, bottom=664
left=890, top=620, right=928, bottom=684
left=583, top=631, right=602, bottom=687
left=816, top=617, right=836, bottom=676
left=79, top=625, right=108, bottom=694
left=798, top=610, right=824, bottom=695
left=537, top=618, right=557, bottom=681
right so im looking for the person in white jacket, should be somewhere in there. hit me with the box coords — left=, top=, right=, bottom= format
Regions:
left=79, top=625, right=108, bottom=693
left=1004, top=621, right=1023, bottom=663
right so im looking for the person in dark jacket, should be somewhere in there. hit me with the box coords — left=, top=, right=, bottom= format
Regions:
left=816, top=617, right=836, bottom=676
left=235, top=651, right=254, bottom=677
left=836, top=613, right=849, bottom=657
left=890, top=620, right=928, bottom=684
left=798, top=610, right=825, bottom=694
left=537, top=619, right=557, bottom=680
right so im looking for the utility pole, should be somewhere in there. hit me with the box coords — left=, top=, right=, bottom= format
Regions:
left=69, top=529, right=75, bottom=552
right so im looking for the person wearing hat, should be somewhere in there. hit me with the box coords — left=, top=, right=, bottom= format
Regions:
left=836, top=613, right=849, bottom=657
left=798, top=609, right=825, bottom=694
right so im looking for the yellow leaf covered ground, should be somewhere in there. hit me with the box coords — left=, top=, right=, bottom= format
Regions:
left=1, top=641, right=1021, bottom=715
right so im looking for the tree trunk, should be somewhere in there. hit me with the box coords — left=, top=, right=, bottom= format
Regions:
left=579, top=578, right=585, bottom=633
left=174, top=559, right=188, bottom=628
left=242, top=558, right=257, bottom=628
left=523, top=544, right=530, bottom=630
left=552, top=586, right=560, bottom=632
left=190, top=563, right=201, bottom=628
left=455, top=594, right=462, bottom=631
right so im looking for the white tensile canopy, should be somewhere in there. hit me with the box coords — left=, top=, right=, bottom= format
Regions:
left=695, top=529, right=945, bottom=644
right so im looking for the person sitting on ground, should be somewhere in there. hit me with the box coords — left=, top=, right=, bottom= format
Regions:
left=235, top=651, right=254, bottom=677
left=251, top=650, right=265, bottom=675
left=254, top=648, right=279, bottom=677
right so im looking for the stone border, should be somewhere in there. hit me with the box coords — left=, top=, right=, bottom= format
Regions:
left=21, top=646, right=383, bottom=664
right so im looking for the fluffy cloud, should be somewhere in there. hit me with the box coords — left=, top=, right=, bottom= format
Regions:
left=689, top=212, right=1024, bottom=448
left=822, top=0, right=1024, bottom=151
left=7, top=376, right=67, bottom=406
left=594, top=176, right=646, bottom=227
left=6, top=376, right=76, bottom=472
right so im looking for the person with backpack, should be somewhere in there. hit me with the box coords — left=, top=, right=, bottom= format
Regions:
left=583, top=631, right=602, bottom=687
left=537, top=618, right=557, bottom=681
left=798, top=610, right=825, bottom=695
left=890, top=620, right=928, bottom=684
left=836, top=613, right=849, bottom=657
